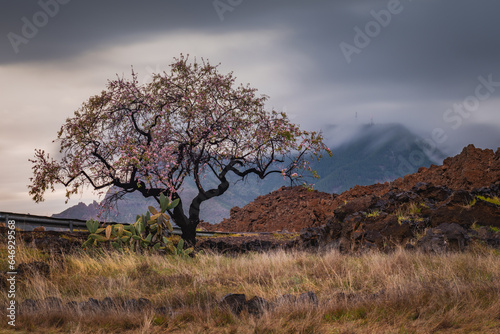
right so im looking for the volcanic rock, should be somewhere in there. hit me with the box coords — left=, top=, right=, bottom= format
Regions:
left=417, top=223, right=470, bottom=252
left=16, top=261, right=50, bottom=278
left=220, top=293, right=246, bottom=315
left=246, top=296, right=270, bottom=316
left=206, top=186, right=337, bottom=232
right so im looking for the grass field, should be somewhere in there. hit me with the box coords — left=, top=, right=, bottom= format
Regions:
left=1, top=240, right=499, bottom=333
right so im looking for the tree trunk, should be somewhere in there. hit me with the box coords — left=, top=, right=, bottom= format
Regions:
left=171, top=202, right=198, bottom=247
left=181, top=222, right=198, bottom=247
left=170, top=172, right=231, bottom=247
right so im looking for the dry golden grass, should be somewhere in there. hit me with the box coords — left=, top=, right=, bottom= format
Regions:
left=0, top=240, right=499, bottom=333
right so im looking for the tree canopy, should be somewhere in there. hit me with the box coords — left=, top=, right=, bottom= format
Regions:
left=29, top=55, right=331, bottom=244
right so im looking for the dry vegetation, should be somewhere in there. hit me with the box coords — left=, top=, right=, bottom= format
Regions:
left=1, top=240, right=499, bottom=334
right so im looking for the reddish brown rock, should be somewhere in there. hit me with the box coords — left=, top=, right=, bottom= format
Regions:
left=204, top=145, right=499, bottom=238
left=206, top=186, right=337, bottom=232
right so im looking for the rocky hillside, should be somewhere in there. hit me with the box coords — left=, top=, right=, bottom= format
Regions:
left=200, top=186, right=337, bottom=232
left=205, top=145, right=500, bottom=252
left=330, top=143, right=500, bottom=207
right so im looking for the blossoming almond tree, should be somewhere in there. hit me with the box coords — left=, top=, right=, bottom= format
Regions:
left=29, top=55, right=332, bottom=245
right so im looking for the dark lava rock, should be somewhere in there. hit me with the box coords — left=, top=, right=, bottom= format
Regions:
left=298, top=291, right=319, bottom=306
left=43, top=297, right=63, bottom=310
left=197, top=237, right=285, bottom=254
left=300, top=221, right=342, bottom=248
left=66, top=301, right=79, bottom=311
left=19, top=299, right=39, bottom=313
left=363, top=230, right=384, bottom=246
left=444, top=190, right=474, bottom=206
left=395, top=191, right=418, bottom=203
left=123, top=298, right=152, bottom=311
left=471, top=227, right=500, bottom=248
left=417, top=223, right=470, bottom=252
left=404, top=243, right=415, bottom=251
left=101, top=296, right=117, bottom=310
left=334, top=291, right=359, bottom=301
left=137, top=298, right=153, bottom=310
left=33, top=236, right=79, bottom=254
left=220, top=293, right=246, bottom=315
left=79, top=298, right=101, bottom=312
left=412, top=183, right=452, bottom=202
left=334, top=196, right=376, bottom=222
left=155, top=306, right=171, bottom=314
left=88, top=298, right=101, bottom=309
left=378, top=215, right=414, bottom=243
left=465, top=200, right=500, bottom=228
left=430, top=198, right=500, bottom=228
left=246, top=296, right=270, bottom=316
left=16, top=261, right=50, bottom=278
left=276, top=294, right=297, bottom=304
left=244, top=240, right=274, bottom=252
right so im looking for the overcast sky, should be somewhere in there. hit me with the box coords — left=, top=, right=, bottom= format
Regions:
left=1, top=0, right=500, bottom=216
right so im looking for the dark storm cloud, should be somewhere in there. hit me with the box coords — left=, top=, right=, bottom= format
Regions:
left=0, top=0, right=329, bottom=63
left=2, top=0, right=500, bottom=142
left=1, top=0, right=215, bottom=63
left=3, top=0, right=500, bottom=94
left=330, top=1, right=500, bottom=98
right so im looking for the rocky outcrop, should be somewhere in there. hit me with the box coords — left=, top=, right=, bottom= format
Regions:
left=203, top=145, right=499, bottom=253
left=330, top=144, right=500, bottom=211
left=392, top=144, right=500, bottom=192
left=206, top=145, right=499, bottom=236
left=417, top=223, right=470, bottom=253
left=205, top=186, right=337, bottom=232
left=301, top=182, right=500, bottom=252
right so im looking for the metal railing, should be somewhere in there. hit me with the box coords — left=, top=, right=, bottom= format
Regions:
left=0, top=211, right=231, bottom=237
left=0, top=211, right=185, bottom=234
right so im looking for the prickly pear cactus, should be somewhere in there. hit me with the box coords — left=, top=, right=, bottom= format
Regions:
left=81, top=194, right=191, bottom=255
